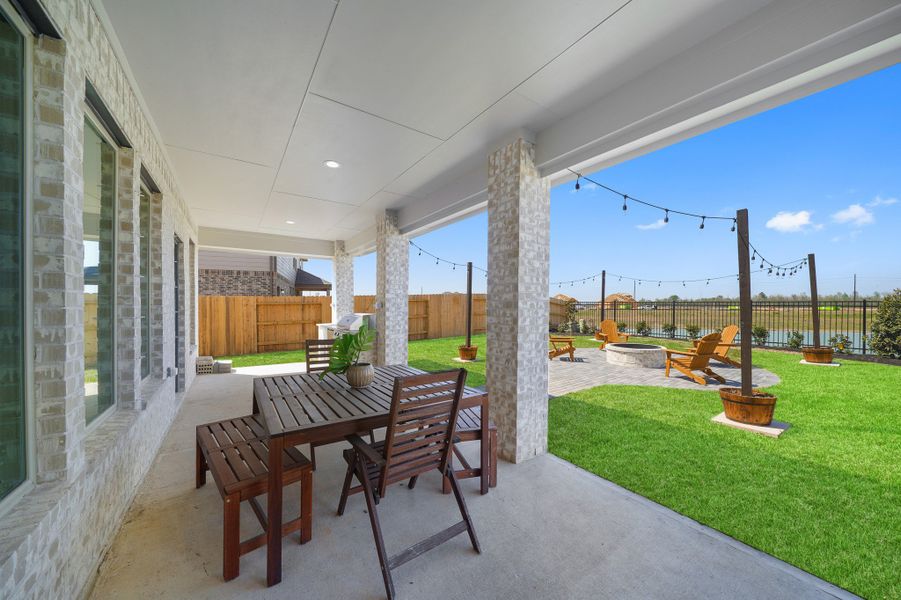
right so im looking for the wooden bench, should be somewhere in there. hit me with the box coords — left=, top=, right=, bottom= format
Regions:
left=196, top=415, right=313, bottom=581
left=549, top=336, right=576, bottom=360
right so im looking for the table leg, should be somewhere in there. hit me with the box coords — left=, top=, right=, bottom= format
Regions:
left=267, top=435, right=284, bottom=586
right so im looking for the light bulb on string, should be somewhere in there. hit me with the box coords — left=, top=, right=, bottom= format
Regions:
left=575, top=177, right=581, bottom=191
left=730, top=220, right=736, bottom=232
left=664, top=210, right=669, bottom=224
left=622, top=195, right=628, bottom=212
left=699, top=216, right=705, bottom=230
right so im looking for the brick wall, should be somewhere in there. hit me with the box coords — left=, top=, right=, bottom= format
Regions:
left=199, top=268, right=274, bottom=296
left=0, top=1, right=199, bottom=598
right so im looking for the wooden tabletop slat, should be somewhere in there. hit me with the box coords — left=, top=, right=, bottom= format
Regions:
left=254, top=365, right=487, bottom=443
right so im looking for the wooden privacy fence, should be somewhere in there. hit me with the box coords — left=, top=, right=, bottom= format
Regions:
left=354, top=294, right=487, bottom=341
left=198, top=296, right=331, bottom=356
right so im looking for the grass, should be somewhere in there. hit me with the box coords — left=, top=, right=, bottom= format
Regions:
left=216, top=349, right=306, bottom=368
left=548, top=350, right=901, bottom=600
left=407, top=333, right=900, bottom=598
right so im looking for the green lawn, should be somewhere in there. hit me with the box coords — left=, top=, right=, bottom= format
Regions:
left=216, top=349, right=306, bottom=368
left=407, top=333, right=901, bottom=599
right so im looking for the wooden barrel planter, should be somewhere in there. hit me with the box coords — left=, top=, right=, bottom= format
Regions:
left=719, top=387, right=778, bottom=426
left=802, top=346, right=834, bottom=364
left=458, top=345, right=478, bottom=361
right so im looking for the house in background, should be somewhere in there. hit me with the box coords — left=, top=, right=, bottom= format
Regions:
left=198, top=249, right=331, bottom=297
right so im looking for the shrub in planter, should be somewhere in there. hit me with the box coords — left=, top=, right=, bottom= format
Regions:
left=751, top=325, right=769, bottom=346
left=787, top=330, right=804, bottom=350
left=662, top=323, right=677, bottom=338
left=635, top=320, right=651, bottom=336
left=616, top=321, right=628, bottom=333
left=870, top=288, right=901, bottom=358
left=685, top=324, right=701, bottom=340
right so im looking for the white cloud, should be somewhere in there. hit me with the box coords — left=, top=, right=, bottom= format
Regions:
left=765, top=211, right=814, bottom=233
left=831, top=203, right=874, bottom=226
left=868, top=195, right=898, bottom=207
left=636, top=219, right=667, bottom=230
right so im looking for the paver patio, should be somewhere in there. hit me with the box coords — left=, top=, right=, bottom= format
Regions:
left=88, top=372, right=852, bottom=600
left=548, top=348, right=779, bottom=397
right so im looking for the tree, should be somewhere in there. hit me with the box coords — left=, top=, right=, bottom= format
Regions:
left=870, top=289, right=901, bottom=359
left=756, top=292, right=767, bottom=300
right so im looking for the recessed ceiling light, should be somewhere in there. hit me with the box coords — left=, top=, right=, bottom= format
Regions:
left=324, top=160, right=341, bottom=169
left=285, top=220, right=295, bottom=225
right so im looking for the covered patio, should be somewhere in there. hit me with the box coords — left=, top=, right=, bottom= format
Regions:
left=2, top=1, right=900, bottom=599
left=89, top=373, right=851, bottom=600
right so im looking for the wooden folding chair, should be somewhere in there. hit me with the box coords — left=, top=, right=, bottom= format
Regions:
left=665, top=332, right=726, bottom=385
left=305, top=339, right=375, bottom=469
left=548, top=336, right=575, bottom=360
left=336, top=369, right=481, bottom=600
left=693, top=324, right=741, bottom=367
left=596, top=319, right=629, bottom=349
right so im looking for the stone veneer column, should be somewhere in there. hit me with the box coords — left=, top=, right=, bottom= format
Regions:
left=332, top=240, right=354, bottom=318
left=487, top=138, right=550, bottom=463
left=116, top=149, right=142, bottom=409
left=374, top=211, right=408, bottom=366
left=32, top=36, right=86, bottom=482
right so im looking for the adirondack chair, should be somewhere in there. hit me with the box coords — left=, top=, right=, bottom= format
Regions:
left=693, top=324, right=741, bottom=367
left=596, top=319, right=629, bottom=349
left=548, top=336, right=576, bottom=360
left=665, top=332, right=726, bottom=385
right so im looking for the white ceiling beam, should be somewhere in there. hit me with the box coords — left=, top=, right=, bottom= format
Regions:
left=536, top=0, right=901, bottom=180
left=198, top=227, right=335, bottom=258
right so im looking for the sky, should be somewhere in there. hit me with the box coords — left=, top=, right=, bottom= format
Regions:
left=302, top=62, right=901, bottom=300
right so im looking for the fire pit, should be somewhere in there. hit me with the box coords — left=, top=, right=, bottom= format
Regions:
left=605, top=343, right=666, bottom=368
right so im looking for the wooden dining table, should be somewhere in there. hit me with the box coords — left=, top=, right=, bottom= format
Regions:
left=253, top=364, right=489, bottom=587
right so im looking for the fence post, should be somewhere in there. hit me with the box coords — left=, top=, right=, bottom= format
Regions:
left=862, top=299, right=867, bottom=355
left=671, top=300, right=676, bottom=331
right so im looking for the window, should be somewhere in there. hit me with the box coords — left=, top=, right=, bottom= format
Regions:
left=139, top=187, right=151, bottom=379
left=83, top=119, right=116, bottom=424
left=0, top=6, right=25, bottom=501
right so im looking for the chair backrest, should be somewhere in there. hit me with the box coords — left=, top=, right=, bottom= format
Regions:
left=689, top=332, right=722, bottom=368
left=601, top=320, right=621, bottom=341
left=717, top=325, right=739, bottom=353
left=378, top=369, right=467, bottom=498
left=305, top=338, right=335, bottom=374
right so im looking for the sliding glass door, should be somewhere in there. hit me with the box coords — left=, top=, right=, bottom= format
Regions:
left=83, top=120, right=116, bottom=424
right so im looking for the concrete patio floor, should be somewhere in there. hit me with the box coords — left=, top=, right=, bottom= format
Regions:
left=89, top=373, right=853, bottom=600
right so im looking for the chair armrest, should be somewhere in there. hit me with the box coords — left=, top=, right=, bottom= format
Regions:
left=345, top=434, right=385, bottom=466
left=665, top=348, right=696, bottom=357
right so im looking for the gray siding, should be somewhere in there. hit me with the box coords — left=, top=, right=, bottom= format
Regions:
left=198, top=249, right=271, bottom=272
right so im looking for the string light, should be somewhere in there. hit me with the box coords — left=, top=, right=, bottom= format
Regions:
left=699, top=216, right=705, bottom=230
left=574, top=177, right=580, bottom=191
left=409, top=240, right=488, bottom=276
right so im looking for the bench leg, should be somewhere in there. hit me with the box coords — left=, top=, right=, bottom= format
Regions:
left=442, top=449, right=454, bottom=494
left=300, top=470, right=312, bottom=544
left=223, top=494, right=240, bottom=581
left=195, top=441, right=206, bottom=488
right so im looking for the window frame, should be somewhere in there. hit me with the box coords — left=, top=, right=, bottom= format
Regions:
left=0, top=0, right=34, bottom=516
left=82, top=107, right=119, bottom=431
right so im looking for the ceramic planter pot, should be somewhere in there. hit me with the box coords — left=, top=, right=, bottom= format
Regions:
left=719, top=387, right=778, bottom=426
left=458, top=345, right=478, bottom=361
left=802, top=346, right=834, bottom=364
left=345, top=363, right=374, bottom=388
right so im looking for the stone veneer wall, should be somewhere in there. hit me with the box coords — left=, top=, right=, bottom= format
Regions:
left=332, top=240, right=354, bottom=318
left=375, top=211, right=409, bottom=366
left=0, top=1, right=199, bottom=597
left=486, top=139, right=550, bottom=463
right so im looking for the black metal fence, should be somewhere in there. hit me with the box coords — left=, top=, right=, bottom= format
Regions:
left=552, top=300, right=882, bottom=354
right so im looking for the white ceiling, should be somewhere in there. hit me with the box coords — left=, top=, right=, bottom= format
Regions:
left=99, top=0, right=901, bottom=253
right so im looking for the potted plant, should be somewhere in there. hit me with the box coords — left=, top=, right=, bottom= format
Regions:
left=802, top=345, right=833, bottom=363
left=719, top=386, right=778, bottom=426
left=458, top=344, right=478, bottom=361
left=320, top=324, right=375, bottom=388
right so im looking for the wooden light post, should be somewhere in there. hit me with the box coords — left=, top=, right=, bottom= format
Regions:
left=600, top=269, right=606, bottom=322
left=736, top=209, right=753, bottom=397
left=717, top=208, right=778, bottom=427
left=801, top=252, right=834, bottom=363
left=457, top=262, right=478, bottom=361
